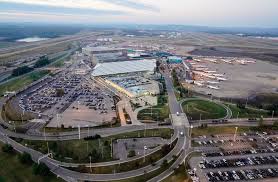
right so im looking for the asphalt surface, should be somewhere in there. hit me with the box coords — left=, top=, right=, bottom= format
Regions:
left=0, top=67, right=190, bottom=182
left=0, top=64, right=188, bottom=181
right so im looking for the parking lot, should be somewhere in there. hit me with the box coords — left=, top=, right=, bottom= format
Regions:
left=113, top=137, right=167, bottom=160
left=19, top=71, right=82, bottom=114
left=16, top=59, right=117, bottom=128
left=189, top=131, right=278, bottom=182
left=47, top=83, right=117, bottom=128
left=206, top=168, right=278, bottom=181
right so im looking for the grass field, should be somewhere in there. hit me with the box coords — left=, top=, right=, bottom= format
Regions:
left=192, top=126, right=252, bottom=137
left=137, top=95, right=170, bottom=121
left=182, top=100, right=226, bottom=120
left=162, top=164, right=190, bottom=182
left=42, top=122, right=121, bottom=133
left=0, top=143, right=63, bottom=182
left=0, top=70, right=49, bottom=96
left=70, top=139, right=177, bottom=174
left=225, top=104, right=270, bottom=118
left=20, top=128, right=173, bottom=163
left=49, top=52, right=71, bottom=68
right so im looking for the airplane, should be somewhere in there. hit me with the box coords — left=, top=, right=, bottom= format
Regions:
left=207, top=81, right=220, bottom=84
left=213, top=73, right=225, bottom=77
left=204, top=70, right=217, bottom=73
left=207, top=85, right=220, bottom=90
left=222, top=60, right=233, bottom=64
left=194, top=81, right=204, bottom=86
left=216, top=77, right=227, bottom=81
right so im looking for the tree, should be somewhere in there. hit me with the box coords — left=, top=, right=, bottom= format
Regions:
left=56, top=88, right=65, bottom=97
left=12, top=66, right=33, bottom=76
left=34, top=56, right=50, bottom=68
left=161, top=144, right=171, bottom=155
left=236, top=102, right=245, bottom=109
left=18, top=152, right=32, bottom=165
left=161, top=159, right=168, bottom=168
left=49, top=141, right=58, bottom=152
left=2, top=144, right=13, bottom=153
left=0, top=176, right=5, bottom=182
left=89, top=149, right=101, bottom=162
left=156, top=60, right=161, bottom=72
left=84, top=134, right=101, bottom=141
left=127, top=150, right=136, bottom=158
left=32, top=163, right=50, bottom=176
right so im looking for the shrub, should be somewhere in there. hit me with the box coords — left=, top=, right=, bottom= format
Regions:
left=12, top=66, right=33, bottom=76
left=2, top=144, right=13, bottom=153
left=127, top=150, right=136, bottom=158
left=18, top=152, right=32, bottom=165
left=84, top=134, right=101, bottom=141
left=32, top=163, right=50, bottom=176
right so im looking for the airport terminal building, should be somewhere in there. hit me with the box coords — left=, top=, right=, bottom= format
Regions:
left=91, top=59, right=157, bottom=77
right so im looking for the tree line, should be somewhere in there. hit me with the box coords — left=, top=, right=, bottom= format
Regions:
left=12, top=56, right=50, bottom=77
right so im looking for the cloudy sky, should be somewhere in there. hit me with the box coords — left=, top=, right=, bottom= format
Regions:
left=0, top=0, right=277, bottom=27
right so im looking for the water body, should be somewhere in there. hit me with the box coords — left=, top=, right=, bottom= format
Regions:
left=16, top=37, right=50, bottom=43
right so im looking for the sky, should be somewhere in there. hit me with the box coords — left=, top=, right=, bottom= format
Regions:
left=0, top=0, right=278, bottom=27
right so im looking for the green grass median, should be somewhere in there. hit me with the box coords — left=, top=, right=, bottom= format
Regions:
left=182, top=99, right=226, bottom=120
left=18, top=129, right=173, bottom=163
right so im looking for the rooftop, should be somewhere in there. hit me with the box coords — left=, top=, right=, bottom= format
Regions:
left=91, top=59, right=156, bottom=77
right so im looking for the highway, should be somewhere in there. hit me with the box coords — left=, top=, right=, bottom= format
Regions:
left=145, top=66, right=191, bottom=181
left=0, top=65, right=191, bottom=182
left=2, top=61, right=275, bottom=181
left=0, top=122, right=172, bottom=141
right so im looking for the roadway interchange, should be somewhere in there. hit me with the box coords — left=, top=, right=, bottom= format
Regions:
left=0, top=69, right=191, bottom=182
left=1, top=62, right=277, bottom=181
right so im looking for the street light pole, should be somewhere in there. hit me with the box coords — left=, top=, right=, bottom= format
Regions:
left=233, top=127, right=238, bottom=142
left=56, top=114, right=60, bottom=128
left=190, top=125, right=193, bottom=139
left=110, top=138, right=113, bottom=158
left=13, top=121, right=16, bottom=133
left=78, top=125, right=81, bottom=140
left=144, top=123, right=146, bottom=137
left=89, top=156, right=92, bottom=173
left=143, top=146, right=146, bottom=163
